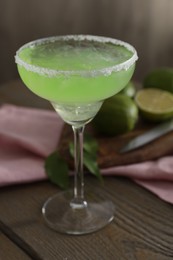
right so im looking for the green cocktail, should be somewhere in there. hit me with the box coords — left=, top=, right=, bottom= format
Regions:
left=15, top=35, right=138, bottom=235
left=17, top=37, right=135, bottom=103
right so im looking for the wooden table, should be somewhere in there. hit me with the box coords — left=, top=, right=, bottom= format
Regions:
left=0, top=79, right=173, bottom=260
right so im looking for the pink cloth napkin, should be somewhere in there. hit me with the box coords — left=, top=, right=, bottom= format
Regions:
left=1, top=105, right=173, bottom=204
left=0, top=105, right=63, bottom=186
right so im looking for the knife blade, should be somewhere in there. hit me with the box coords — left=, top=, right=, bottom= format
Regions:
left=120, top=119, right=173, bottom=153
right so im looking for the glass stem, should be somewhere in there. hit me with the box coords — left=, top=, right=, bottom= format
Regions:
left=70, top=125, right=87, bottom=209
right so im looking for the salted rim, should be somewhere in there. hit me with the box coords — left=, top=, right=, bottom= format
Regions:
left=15, top=35, right=138, bottom=77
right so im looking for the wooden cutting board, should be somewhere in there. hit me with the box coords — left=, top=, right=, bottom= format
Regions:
left=58, top=120, right=173, bottom=168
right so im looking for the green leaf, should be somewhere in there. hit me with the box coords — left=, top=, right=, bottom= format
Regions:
left=69, top=135, right=103, bottom=182
left=83, top=150, right=103, bottom=182
left=69, top=142, right=74, bottom=157
left=83, top=134, right=98, bottom=156
left=45, top=151, right=69, bottom=189
left=45, top=134, right=103, bottom=189
left=69, top=133, right=98, bottom=157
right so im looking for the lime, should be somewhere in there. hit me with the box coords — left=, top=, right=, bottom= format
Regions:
left=120, top=81, right=136, bottom=98
left=92, top=94, right=138, bottom=136
left=135, top=88, right=173, bottom=122
left=143, top=68, right=173, bottom=93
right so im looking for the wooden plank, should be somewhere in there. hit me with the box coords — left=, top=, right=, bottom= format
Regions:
left=0, top=178, right=173, bottom=259
left=0, top=232, right=31, bottom=260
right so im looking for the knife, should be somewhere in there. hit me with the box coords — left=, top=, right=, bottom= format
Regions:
left=120, top=119, right=173, bottom=153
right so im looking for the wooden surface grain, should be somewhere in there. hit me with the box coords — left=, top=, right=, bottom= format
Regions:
left=0, top=80, right=173, bottom=259
left=0, top=232, right=31, bottom=260
left=0, top=179, right=173, bottom=260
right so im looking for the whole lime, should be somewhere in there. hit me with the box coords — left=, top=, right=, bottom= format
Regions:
left=92, top=94, right=138, bottom=136
left=120, top=81, right=136, bottom=98
left=143, top=68, right=173, bottom=93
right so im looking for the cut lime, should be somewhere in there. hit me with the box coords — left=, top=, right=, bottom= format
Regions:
left=143, top=68, right=173, bottom=93
left=135, top=88, right=173, bottom=122
left=92, top=94, right=138, bottom=136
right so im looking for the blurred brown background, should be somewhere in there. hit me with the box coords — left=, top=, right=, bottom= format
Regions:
left=0, top=0, right=173, bottom=84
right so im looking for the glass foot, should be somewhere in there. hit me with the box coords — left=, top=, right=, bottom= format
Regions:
left=42, top=190, right=115, bottom=235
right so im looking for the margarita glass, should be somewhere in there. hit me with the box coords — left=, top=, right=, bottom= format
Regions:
left=15, top=35, right=138, bottom=235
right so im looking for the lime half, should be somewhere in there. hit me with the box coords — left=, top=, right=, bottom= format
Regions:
left=135, top=88, right=173, bottom=122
